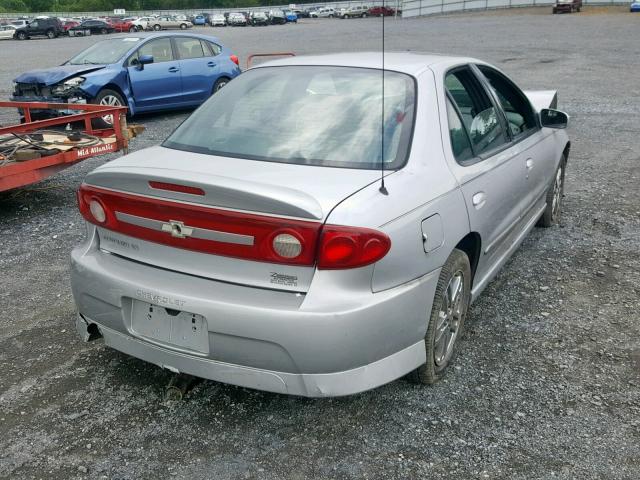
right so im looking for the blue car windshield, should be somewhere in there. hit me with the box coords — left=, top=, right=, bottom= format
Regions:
left=164, top=66, right=416, bottom=170
left=68, top=38, right=141, bottom=65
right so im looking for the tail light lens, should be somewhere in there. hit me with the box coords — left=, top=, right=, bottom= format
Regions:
left=77, top=185, right=391, bottom=269
left=317, top=226, right=391, bottom=270
left=89, top=199, right=107, bottom=223
left=230, top=54, right=239, bottom=66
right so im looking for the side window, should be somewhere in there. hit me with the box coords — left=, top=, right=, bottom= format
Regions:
left=29, top=21, right=38, bottom=28
left=445, top=67, right=508, bottom=157
left=137, top=38, right=174, bottom=63
left=446, top=97, right=474, bottom=163
left=175, top=37, right=204, bottom=60
left=205, top=41, right=221, bottom=56
left=477, top=65, right=537, bottom=138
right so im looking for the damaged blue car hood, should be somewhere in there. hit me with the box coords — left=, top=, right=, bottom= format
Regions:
left=14, top=64, right=105, bottom=86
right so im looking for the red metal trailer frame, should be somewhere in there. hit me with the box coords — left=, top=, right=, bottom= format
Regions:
left=0, top=101, right=129, bottom=192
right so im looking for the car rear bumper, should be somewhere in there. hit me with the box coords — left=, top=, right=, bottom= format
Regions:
left=70, top=230, right=438, bottom=397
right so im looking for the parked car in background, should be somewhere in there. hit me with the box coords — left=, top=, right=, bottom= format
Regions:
left=112, top=18, right=136, bottom=33
left=630, top=0, right=640, bottom=11
left=68, top=19, right=114, bottom=35
left=228, top=12, right=248, bottom=26
left=0, top=25, right=16, bottom=40
left=69, top=52, right=570, bottom=397
left=63, top=20, right=80, bottom=33
left=13, top=17, right=63, bottom=40
left=292, top=8, right=311, bottom=18
left=284, top=10, right=298, bottom=22
left=368, top=5, right=397, bottom=16
left=191, top=15, right=207, bottom=26
left=130, top=17, right=153, bottom=31
left=151, top=16, right=193, bottom=31
left=339, top=5, right=370, bottom=18
left=11, top=19, right=30, bottom=28
left=311, top=7, right=336, bottom=18
left=250, top=12, right=269, bottom=26
left=553, top=0, right=582, bottom=13
left=210, top=14, right=227, bottom=26
left=12, top=33, right=241, bottom=120
left=269, top=9, right=287, bottom=24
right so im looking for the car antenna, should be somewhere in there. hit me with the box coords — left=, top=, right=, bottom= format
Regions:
left=379, top=0, right=388, bottom=196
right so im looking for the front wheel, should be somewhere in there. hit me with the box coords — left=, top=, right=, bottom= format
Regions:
left=91, top=89, right=126, bottom=128
left=410, top=249, right=471, bottom=385
left=537, top=156, right=566, bottom=227
left=100, top=28, right=107, bottom=34
left=46, top=29, right=55, bottom=39
left=180, top=23, right=187, bottom=29
left=17, top=31, right=27, bottom=40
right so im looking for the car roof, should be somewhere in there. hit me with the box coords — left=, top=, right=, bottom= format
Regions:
left=109, top=32, right=222, bottom=43
left=254, top=52, right=483, bottom=77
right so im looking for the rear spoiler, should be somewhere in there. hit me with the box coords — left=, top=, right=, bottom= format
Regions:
left=523, top=90, right=558, bottom=112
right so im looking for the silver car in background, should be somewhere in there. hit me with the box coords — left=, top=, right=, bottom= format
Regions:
left=71, top=53, right=570, bottom=397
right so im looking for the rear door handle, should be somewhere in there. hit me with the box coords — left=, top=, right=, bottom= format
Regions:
left=207, top=61, right=216, bottom=67
left=472, top=192, right=486, bottom=209
left=168, top=66, right=180, bottom=73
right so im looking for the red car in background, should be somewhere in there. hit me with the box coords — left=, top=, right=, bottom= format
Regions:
left=63, top=20, right=79, bottom=34
left=112, top=18, right=136, bottom=32
left=368, top=6, right=398, bottom=16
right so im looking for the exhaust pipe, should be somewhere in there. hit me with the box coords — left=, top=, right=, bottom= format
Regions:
left=75, top=314, right=103, bottom=342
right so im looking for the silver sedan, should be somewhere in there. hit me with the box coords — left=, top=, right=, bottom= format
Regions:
left=71, top=53, right=570, bottom=397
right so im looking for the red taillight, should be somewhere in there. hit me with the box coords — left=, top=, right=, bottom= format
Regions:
left=230, top=54, right=239, bottom=66
left=317, top=225, right=391, bottom=270
left=77, top=185, right=391, bottom=269
left=77, top=184, right=321, bottom=266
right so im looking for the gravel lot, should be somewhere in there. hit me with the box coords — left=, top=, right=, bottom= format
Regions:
left=1, top=8, right=639, bottom=480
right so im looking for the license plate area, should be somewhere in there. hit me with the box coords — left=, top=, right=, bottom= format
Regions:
left=130, top=300, right=209, bottom=354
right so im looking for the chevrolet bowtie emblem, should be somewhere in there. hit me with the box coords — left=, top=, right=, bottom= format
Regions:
left=161, top=220, right=194, bottom=239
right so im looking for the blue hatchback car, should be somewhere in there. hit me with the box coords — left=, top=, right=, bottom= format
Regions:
left=12, top=33, right=241, bottom=118
left=631, top=1, right=640, bottom=11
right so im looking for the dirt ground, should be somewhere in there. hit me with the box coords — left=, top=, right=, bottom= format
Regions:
left=1, top=7, right=639, bottom=480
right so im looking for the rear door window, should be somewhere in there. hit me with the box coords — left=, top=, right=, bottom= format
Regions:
left=175, top=37, right=204, bottom=60
left=445, top=67, right=508, bottom=158
left=477, top=65, right=537, bottom=138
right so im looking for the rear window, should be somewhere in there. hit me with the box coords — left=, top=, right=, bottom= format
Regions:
left=163, top=66, right=416, bottom=169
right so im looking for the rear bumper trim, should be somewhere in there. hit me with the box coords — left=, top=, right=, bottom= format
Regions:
left=82, top=319, right=425, bottom=397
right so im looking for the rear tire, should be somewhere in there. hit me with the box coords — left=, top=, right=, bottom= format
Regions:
left=17, top=31, right=27, bottom=40
left=212, top=77, right=230, bottom=94
left=537, top=155, right=566, bottom=228
left=153, top=24, right=161, bottom=31
left=46, top=29, right=55, bottom=39
left=129, top=26, right=136, bottom=32
left=180, top=23, right=187, bottom=29
left=410, top=249, right=471, bottom=385
left=100, top=28, right=107, bottom=34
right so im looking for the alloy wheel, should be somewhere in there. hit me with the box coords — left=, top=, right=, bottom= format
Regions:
left=98, top=95, right=122, bottom=125
left=551, top=165, right=563, bottom=221
left=434, top=270, right=465, bottom=366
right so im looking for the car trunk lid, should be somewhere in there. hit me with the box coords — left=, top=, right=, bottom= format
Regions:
left=81, top=146, right=382, bottom=292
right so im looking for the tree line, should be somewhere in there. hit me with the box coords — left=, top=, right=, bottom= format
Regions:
left=0, top=0, right=307, bottom=13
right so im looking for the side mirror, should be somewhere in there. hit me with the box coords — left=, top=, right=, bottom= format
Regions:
left=540, top=108, right=569, bottom=129
left=139, top=54, right=154, bottom=65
